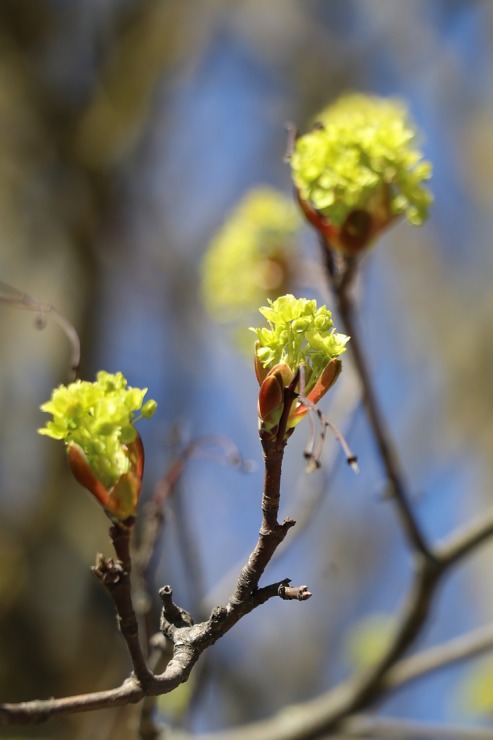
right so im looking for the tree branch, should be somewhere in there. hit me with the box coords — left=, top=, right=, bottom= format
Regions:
left=157, top=492, right=493, bottom=739
left=384, top=622, right=493, bottom=692
left=320, top=244, right=432, bottom=560
left=436, top=508, right=493, bottom=566
left=341, top=715, right=493, bottom=739
left=0, top=397, right=309, bottom=726
left=0, top=681, right=143, bottom=726
left=93, top=525, right=154, bottom=689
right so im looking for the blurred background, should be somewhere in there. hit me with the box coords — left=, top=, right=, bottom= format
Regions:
left=1, top=0, right=493, bottom=738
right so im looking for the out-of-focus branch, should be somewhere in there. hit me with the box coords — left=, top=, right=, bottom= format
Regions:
left=0, top=280, right=80, bottom=378
left=436, top=508, right=493, bottom=566
left=157, top=500, right=493, bottom=740
left=384, top=622, right=493, bottom=692
left=320, top=246, right=432, bottom=560
left=157, top=610, right=493, bottom=739
left=340, top=716, right=493, bottom=739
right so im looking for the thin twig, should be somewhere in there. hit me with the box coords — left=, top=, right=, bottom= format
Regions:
left=229, top=374, right=301, bottom=608
left=436, top=508, right=493, bottom=567
left=93, top=526, right=153, bottom=689
left=384, top=622, right=493, bottom=692
left=0, top=280, right=80, bottom=378
left=341, top=715, right=493, bottom=739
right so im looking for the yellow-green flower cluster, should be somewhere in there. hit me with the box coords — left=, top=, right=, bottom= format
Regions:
left=202, top=187, right=300, bottom=322
left=39, top=371, right=157, bottom=489
left=291, top=93, right=432, bottom=230
left=251, top=294, right=348, bottom=397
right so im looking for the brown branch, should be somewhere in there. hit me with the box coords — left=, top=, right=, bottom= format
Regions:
left=134, top=434, right=256, bottom=734
left=384, top=622, right=493, bottom=692
left=0, top=681, right=143, bottom=726
left=93, top=526, right=153, bottom=689
left=279, top=582, right=312, bottom=601
left=0, top=394, right=309, bottom=726
left=163, top=509, right=493, bottom=740
left=436, top=508, right=493, bottom=566
left=0, top=568, right=300, bottom=726
left=229, top=378, right=300, bottom=609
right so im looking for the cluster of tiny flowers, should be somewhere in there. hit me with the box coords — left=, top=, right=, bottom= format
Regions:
left=251, top=294, right=348, bottom=396
left=291, top=93, right=432, bottom=230
left=39, top=371, right=157, bottom=489
left=202, top=187, right=300, bottom=321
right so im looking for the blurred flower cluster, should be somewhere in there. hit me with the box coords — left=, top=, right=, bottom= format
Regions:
left=202, top=186, right=300, bottom=323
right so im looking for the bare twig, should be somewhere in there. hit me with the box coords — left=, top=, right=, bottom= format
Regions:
left=341, top=716, right=493, bottom=739
left=436, top=508, right=493, bottom=567
left=0, top=681, right=144, bottom=725
left=133, top=434, right=255, bottom=736
left=384, top=622, right=493, bottom=692
left=93, top=526, right=153, bottom=689
left=0, top=280, right=81, bottom=378
left=229, top=374, right=301, bottom=609
left=0, top=384, right=309, bottom=725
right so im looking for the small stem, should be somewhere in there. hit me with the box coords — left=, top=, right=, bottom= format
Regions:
left=230, top=382, right=300, bottom=607
left=437, top=507, right=493, bottom=566
left=96, top=527, right=154, bottom=688
left=261, top=445, right=285, bottom=530
left=230, top=440, right=295, bottom=606
left=384, top=621, right=493, bottom=692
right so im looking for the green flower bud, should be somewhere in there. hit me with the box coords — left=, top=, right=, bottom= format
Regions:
left=39, top=371, right=157, bottom=494
left=252, top=295, right=348, bottom=387
left=251, top=295, right=348, bottom=434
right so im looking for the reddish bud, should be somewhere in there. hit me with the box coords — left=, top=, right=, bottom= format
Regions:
left=66, top=434, right=145, bottom=524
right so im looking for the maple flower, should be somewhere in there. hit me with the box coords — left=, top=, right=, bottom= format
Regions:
left=251, top=295, right=348, bottom=438
left=290, top=93, right=433, bottom=253
left=39, top=371, right=157, bottom=523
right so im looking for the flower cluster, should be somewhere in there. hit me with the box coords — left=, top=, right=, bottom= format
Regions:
left=39, top=371, right=157, bottom=522
left=290, top=93, right=432, bottom=253
left=251, top=295, right=348, bottom=437
left=202, top=187, right=300, bottom=322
